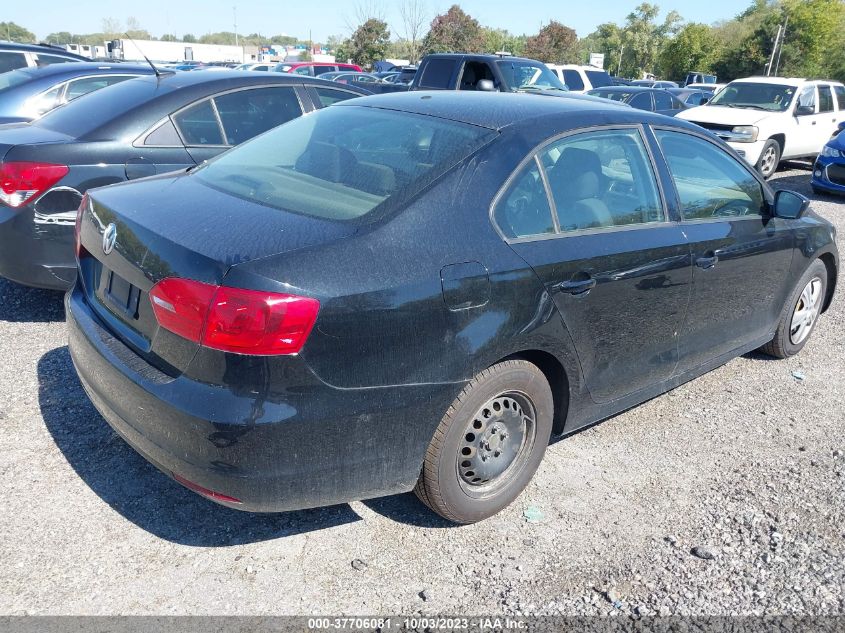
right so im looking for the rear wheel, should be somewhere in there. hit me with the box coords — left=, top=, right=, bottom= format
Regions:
left=414, top=360, right=554, bottom=524
left=760, top=260, right=827, bottom=358
left=756, top=139, right=781, bottom=179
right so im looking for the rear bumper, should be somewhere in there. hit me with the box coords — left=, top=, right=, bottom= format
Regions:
left=65, top=284, right=460, bottom=512
left=0, top=205, right=75, bottom=290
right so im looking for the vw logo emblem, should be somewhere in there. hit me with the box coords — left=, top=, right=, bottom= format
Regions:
left=102, top=223, right=117, bottom=255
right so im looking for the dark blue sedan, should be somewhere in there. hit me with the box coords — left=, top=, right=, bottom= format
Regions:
left=586, top=86, right=689, bottom=116
left=66, top=92, right=838, bottom=523
left=812, top=122, right=845, bottom=195
left=0, top=62, right=158, bottom=124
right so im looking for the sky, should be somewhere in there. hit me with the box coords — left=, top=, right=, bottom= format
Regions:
left=7, top=0, right=751, bottom=44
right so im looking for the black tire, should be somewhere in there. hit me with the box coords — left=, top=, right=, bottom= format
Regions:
left=414, top=360, right=554, bottom=524
left=756, top=138, right=781, bottom=179
left=760, top=259, right=827, bottom=358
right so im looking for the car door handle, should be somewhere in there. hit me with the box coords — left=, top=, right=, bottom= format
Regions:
left=695, top=254, right=719, bottom=269
left=554, top=278, right=596, bottom=295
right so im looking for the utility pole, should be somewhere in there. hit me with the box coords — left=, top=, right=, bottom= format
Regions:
left=766, top=24, right=781, bottom=76
left=617, top=46, right=624, bottom=77
left=774, top=16, right=788, bottom=76
left=234, top=6, right=238, bottom=47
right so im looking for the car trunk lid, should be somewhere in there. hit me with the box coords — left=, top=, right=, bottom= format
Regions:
left=77, top=171, right=355, bottom=376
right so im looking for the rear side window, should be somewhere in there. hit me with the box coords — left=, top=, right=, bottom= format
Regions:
left=655, top=130, right=765, bottom=220
left=65, top=75, right=134, bottom=100
left=195, top=105, right=496, bottom=222
left=213, top=87, right=302, bottom=145
left=312, top=86, right=360, bottom=107
left=494, top=159, right=554, bottom=238
left=818, top=86, right=834, bottom=113
left=173, top=99, right=224, bottom=145
left=33, top=53, right=75, bottom=66
left=542, top=129, right=663, bottom=231
left=629, top=93, right=652, bottom=110
left=0, top=52, right=28, bottom=74
left=835, top=85, right=845, bottom=110
left=585, top=70, right=613, bottom=88
left=654, top=92, right=673, bottom=110
left=293, top=66, right=312, bottom=75
left=418, top=58, right=457, bottom=89
left=562, top=70, right=584, bottom=91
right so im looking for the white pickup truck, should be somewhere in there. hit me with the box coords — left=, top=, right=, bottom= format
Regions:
left=677, top=76, right=845, bottom=178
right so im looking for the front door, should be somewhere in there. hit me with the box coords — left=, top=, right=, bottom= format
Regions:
left=652, top=128, right=795, bottom=372
left=496, top=127, right=692, bottom=403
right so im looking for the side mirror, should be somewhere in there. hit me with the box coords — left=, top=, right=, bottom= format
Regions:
left=772, top=189, right=810, bottom=219
left=795, top=104, right=815, bottom=116
left=476, top=79, right=495, bottom=92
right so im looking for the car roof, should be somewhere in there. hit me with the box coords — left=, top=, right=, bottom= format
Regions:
left=729, top=76, right=843, bottom=87
left=335, top=91, right=696, bottom=132
left=11, top=62, right=156, bottom=79
left=589, top=86, right=655, bottom=93
left=0, top=42, right=88, bottom=59
left=425, top=53, right=543, bottom=64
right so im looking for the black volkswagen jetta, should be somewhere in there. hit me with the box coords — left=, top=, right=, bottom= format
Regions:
left=67, top=92, right=839, bottom=523
left=0, top=71, right=369, bottom=290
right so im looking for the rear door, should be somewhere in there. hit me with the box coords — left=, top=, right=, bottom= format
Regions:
left=172, top=85, right=307, bottom=163
left=651, top=127, right=794, bottom=371
left=496, top=126, right=692, bottom=403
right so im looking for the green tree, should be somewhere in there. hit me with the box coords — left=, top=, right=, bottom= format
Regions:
left=346, top=18, right=390, bottom=69
left=182, top=33, right=197, bottom=43
left=44, top=31, right=75, bottom=44
left=421, top=5, right=485, bottom=54
left=620, top=3, right=680, bottom=78
left=523, top=20, right=578, bottom=63
left=778, top=0, right=845, bottom=78
left=270, top=35, right=298, bottom=46
left=1, top=21, right=37, bottom=43
left=482, top=28, right=527, bottom=56
left=160, top=34, right=178, bottom=42
left=583, top=23, right=625, bottom=74
left=659, top=23, right=717, bottom=81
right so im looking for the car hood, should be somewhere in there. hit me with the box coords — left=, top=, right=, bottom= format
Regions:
left=677, top=105, right=773, bottom=126
left=826, top=131, right=845, bottom=151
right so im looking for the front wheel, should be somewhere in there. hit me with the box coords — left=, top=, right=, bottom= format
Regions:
left=414, top=360, right=554, bottom=524
left=756, top=139, right=781, bottom=179
left=760, top=259, right=827, bottom=358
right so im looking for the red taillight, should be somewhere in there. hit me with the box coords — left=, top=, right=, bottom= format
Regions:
left=148, top=277, right=320, bottom=356
left=0, top=161, right=69, bottom=208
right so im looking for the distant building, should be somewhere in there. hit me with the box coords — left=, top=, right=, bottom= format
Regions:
left=105, top=39, right=244, bottom=63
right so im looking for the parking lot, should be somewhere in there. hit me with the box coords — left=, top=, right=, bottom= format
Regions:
left=0, top=164, right=841, bottom=617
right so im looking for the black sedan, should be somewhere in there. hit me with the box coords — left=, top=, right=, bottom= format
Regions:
left=0, top=71, right=369, bottom=290
left=67, top=92, right=838, bottom=524
left=586, top=85, right=689, bottom=116
left=0, top=62, right=158, bottom=124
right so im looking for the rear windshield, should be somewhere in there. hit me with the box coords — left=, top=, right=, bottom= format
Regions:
left=194, top=105, right=497, bottom=222
left=32, top=75, right=160, bottom=136
left=0, top=68, right=35, bottom=91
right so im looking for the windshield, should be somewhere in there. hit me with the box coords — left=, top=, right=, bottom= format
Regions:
left=194, top=105, right=497, bottom=222
left=0, top=69, right=35, bottom=92
left=495, top=60, right=566, bottom=92
left=708, top=82, right=796, bottom=112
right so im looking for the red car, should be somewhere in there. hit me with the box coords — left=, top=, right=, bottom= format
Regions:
left=272, top=61, right=362, bottom=76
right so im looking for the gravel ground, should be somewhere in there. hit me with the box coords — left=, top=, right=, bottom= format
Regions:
left=0, top=166, right=843, bottom=617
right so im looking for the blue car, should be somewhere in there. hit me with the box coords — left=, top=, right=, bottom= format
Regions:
left=812, top=122, right=845, bottom=195
left=0, top=62, right=157, bottom=124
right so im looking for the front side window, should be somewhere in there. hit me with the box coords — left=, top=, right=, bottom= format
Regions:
left=797, top=86, right=817, bottom=112
left=213, top=87, right=302, bottom=145
left=543, top=128, right=663, bottom=231
left=629, top=92, right=652, bottom=111
left=585, top=70, right=613, bottom=89
left=293, top=66, right=312, bottom=76
left=655, top=129, right=766, bottom=220
left=654, top=92, right=673, bottom=110
left=494, top=159, right=554, bottom=238
left=0, top=52, right=27, bottom=73
left=195, top=105, right=496, bottom=222
left=496, top=61, right=566, bottom=92
left=313, top=86, right=360, bottom=107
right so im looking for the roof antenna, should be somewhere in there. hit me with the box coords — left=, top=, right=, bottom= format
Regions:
left=124, top=32, right=162, bottom=77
